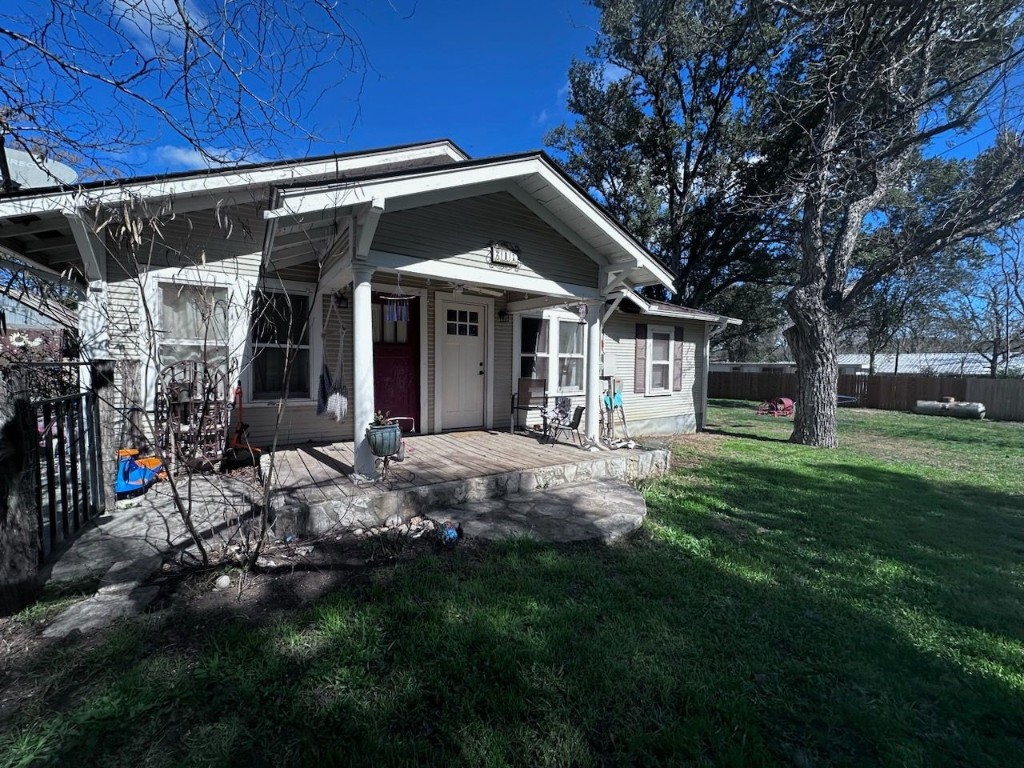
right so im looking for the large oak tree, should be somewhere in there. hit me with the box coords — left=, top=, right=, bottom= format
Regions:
left=553, top=0, right=1024, bottom=446
left=547, top=0, right=789, bottom=310
left=764, top=0, right=1024, bottom=445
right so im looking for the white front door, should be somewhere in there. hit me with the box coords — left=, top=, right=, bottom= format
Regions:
left=442, top=301, right=486, bottom=429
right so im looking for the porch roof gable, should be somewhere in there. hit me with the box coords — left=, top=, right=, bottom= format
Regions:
left=265, top=152, right=677, bottom=293
left=617, top=290, right=742, bottom=326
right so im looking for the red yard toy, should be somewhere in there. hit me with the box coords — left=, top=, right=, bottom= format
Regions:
left=756, top=397, right=794, bottom=417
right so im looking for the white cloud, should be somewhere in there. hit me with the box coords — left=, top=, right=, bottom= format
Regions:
left=153, top=145, right=208, bottom=170
left=557, top=81, right=571, bottom=99
left=153, top=145, right=262, bottom=171
left=535, top=110, right=550, bottom=126
left=602, top=63, right=630, bottom=85
left=107, top=0, right=208, bottom=50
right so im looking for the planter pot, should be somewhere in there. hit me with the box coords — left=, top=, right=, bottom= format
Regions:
left=365, top=423, right=401, bottom=457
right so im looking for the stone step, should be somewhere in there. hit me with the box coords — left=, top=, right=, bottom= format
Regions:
left=440, top=478, right=647, bottom=544
left=271, top=448, right=668, bottom=538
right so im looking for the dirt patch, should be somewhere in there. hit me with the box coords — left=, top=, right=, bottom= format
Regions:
left=147, top=524, right=488, bottom=619
left=0, top=525, right=488, bottom=725
left=643, top=432, right=726, bottom=471
left=708, top=515, right=751, bottom=542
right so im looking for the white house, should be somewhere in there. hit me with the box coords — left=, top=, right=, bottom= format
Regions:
left=0, top=140, right=739, bottom=478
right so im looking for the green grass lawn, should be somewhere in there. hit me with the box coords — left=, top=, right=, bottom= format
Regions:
left=3, top=401, right=1023, bottom=767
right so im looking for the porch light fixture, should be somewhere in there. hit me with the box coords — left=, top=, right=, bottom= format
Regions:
left=497, top=309, right=510, bottom=323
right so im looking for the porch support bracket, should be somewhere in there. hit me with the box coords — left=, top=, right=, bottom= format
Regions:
left=64, top=211, right=110, bottom=391
left=600, top=262, right=634, bottom=296
left=602, top=291, right=628, bottom=325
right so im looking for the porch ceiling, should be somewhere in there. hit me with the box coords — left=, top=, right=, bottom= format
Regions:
left=0, top=211, right=80, bottom=272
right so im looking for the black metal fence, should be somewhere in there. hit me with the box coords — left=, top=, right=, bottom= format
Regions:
left=2, top=361, right=106, bottom=565
left=32, top=390, right=105, bottom=564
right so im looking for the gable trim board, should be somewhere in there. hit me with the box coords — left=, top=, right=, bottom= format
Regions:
left=264, top=152, right=676, bottom=293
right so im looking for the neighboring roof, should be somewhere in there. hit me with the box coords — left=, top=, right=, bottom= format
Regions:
left=838, top=352, right=1023, bottom=376
left=0, top=294, right=59, bottom=327
left=617, top=290, right=741, bottom=325
left=267, top=151, right=677, bottom=291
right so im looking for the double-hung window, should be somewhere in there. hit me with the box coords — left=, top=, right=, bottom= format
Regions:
left=250, top=290, right=311, bottom=400
left=557, top=322, right=585, bottom=391
left=519, top=316, right=549, bottom=379
left=158, top=283, right=230, bottom=373
left=517, top=311, right=587, bottom=393
left=647, top=326, right=673, bottom=394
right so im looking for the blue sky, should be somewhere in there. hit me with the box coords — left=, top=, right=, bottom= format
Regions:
left=145, top=0, right=601, bottom=173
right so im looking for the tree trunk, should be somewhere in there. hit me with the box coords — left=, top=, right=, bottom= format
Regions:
left=784, top=289, right=839, bottom=448
left=0, top=398, right=42, bottom=615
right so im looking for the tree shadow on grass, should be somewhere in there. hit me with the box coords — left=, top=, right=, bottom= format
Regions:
left=703, top=427, right=791, bottom=444
left=707, top=398, right=760, bottom=409
left=3, top=466, right=1024, bottom=767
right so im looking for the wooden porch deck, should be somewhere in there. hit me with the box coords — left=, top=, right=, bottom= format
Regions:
left=267, top=430, right=588, bottom=502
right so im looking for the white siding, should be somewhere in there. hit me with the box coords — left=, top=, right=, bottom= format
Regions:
left=104, top=203, right=266, bottom=439
left=603, top=313, right=706, bottom=435
left=373, top=192, right=600, bottom=289
left=492, top=294, right=514, bottom=431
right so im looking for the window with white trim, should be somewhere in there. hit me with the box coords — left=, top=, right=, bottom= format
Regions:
left=158, top=283, right=230, bottom=373
left=647, top=325, right=673, bottom=394
left=557, top=321, right=585, bottom=391
left=519, top=316, right=549, bottom=379
left=250, top=290, right=311, bottom=400
left=516, top=311, right=586, bottom=393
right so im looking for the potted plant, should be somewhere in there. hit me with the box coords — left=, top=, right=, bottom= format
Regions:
left=365, top=410, right=401, bottom=457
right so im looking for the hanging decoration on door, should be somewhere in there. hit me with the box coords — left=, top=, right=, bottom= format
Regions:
left=384, top=275, right=414, bottom=323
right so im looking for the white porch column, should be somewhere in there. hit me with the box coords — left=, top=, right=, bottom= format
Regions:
left=352, top=264, right=377, bottom=478
left=585, top=300, right=602, bottom=445
left=79, top=280, right=110, bottom=391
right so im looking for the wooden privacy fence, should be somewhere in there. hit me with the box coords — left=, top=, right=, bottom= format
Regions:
left=709, top=372, right=1024, bottom=422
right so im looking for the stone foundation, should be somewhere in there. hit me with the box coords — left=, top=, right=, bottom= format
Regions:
left=271, top=447, right=670, bottom=538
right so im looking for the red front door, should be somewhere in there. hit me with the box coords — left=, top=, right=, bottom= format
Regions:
left=372, top=295, right=419, bottom=432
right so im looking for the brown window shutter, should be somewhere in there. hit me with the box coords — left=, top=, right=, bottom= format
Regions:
left=634, top=323, right=647, bottom=394
left=673, top=326, right=684, bottom=391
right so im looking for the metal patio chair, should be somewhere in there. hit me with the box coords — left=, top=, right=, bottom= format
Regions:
left=510, top=377, right=548, bottom=433
left=547, top=397, right=585, bottom=446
